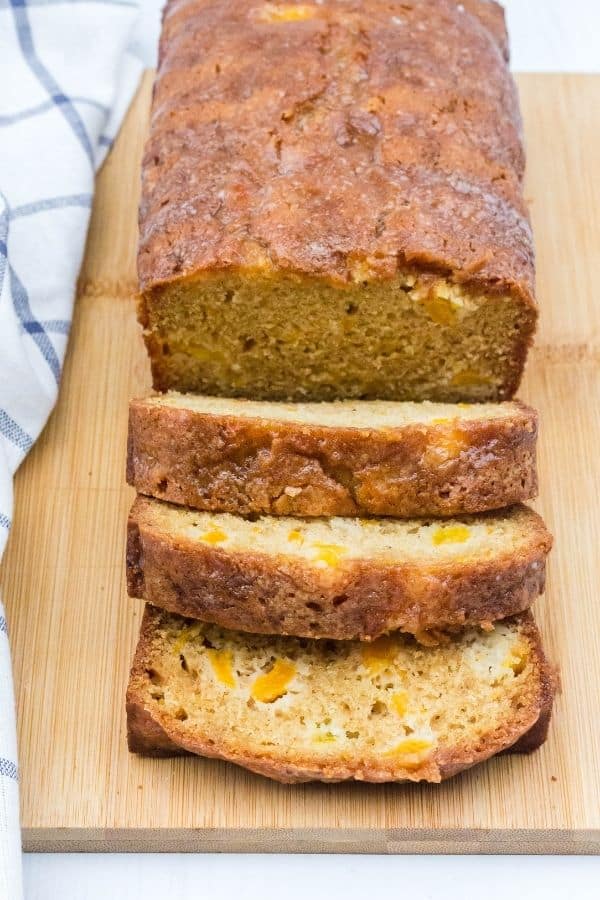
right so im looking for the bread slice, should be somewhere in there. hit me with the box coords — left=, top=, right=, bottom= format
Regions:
left=127, top=394, right=538, bottom=518
left=126, top=606, right=555, bottom=784
left=127, top=499, right=552, bottom=641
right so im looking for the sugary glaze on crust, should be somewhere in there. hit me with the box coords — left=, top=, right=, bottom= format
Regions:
left=127, top=395, right=539, bottom=517
left=138, top=0, right=534, bottom=304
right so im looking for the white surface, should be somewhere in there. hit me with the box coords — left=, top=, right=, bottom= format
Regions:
left=22, top=0, right=600, bottom=897
left=22, top=854, right=600, bottom=900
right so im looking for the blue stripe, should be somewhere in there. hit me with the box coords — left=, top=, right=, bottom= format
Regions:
left=31, top=318, right=71, bottom=334
left=11, top=193, right=92, bottom=218
left=9, top=263, right=61, bottom=382
left=0, top=95, right=108, bottom=127
left=20, top=318, right=71, bottom=336
left=98, top=134, right=113, bottom=148
left=0, top=202, right=70, bottom=377
left=0, top=409, right=33, bottom=452
left=0, top=513, right=11, bottom=530
left=0, top=615, right=7, bottom=633
left=10, top=0, right=95, bottom=165
left=0, top=758, right=19, bottom=782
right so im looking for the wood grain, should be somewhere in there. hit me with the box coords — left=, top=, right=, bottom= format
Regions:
left=1, top=73, right=599, bottom=853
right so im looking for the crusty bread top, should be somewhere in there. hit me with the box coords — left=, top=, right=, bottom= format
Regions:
left=460, top=0, right=509, bottom=57
left=138, top=392, right=532, bottom=429
left=130, top=498, right=549, bottom=568
left=139, top=0, right=534, bottom=308
left=127, top=606, right=554, bottom=783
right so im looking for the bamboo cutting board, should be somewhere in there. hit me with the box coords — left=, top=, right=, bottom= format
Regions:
left=2, top=73, right=599, bottom=853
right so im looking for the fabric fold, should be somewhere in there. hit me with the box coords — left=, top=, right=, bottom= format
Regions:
left=0, top=1, right=143, bottom=893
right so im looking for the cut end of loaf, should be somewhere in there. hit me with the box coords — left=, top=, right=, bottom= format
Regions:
left=126, top=606, right=555, bottom=783
left=131, top=499, right=550, bottom=567
left=141, top=271, right=536, bottom=401
left=135, top=392, right=535, bottom=427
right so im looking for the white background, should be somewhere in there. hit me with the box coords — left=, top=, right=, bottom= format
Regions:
left=23, top=0, right=600, bottom=897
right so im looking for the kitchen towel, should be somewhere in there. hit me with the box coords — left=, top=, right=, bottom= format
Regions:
left=0, top=1, right=143, bottom=894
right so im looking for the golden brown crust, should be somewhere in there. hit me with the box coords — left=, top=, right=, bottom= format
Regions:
left=127, top=398, right=538, bottom=517
left=126, top=698, right=186, bottom=757
left=460, top=0, right=510, bottom=60
left=138, top=0, right=536, bottom=402
left=126, top=499, right=552, bottom=640
left=139, top=0, right=533, bottom=301
left=126, top=606, right=555, bottom=783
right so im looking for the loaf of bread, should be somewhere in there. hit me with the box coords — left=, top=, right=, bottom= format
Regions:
left=127, top=498, right=551, bottom=640
left=127, top=606, right=554, bottom=783
left=128, top=394, right=538, bottom=517
left=137, top=0, right=536, bottom=402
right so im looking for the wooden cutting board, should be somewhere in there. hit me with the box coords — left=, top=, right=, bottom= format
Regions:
left=2, top=72, right=599, bottom=854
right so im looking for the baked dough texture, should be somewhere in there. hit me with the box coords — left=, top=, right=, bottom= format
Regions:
left=138, top=0, right=536, bottom=401
left=127, top=606, right=555, bottom=783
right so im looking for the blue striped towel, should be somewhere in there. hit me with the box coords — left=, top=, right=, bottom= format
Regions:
left=0, top=1, right=142, bottom=893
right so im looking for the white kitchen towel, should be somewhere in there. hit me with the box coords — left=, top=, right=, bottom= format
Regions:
left=0, top=1, right=143, bottom=894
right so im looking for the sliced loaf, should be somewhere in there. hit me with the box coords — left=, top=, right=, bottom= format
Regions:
left=127, top=606, right=555, bottom=784
left=127, top=499, right=552, bottom=640
left=139, top=0, right=536, bottom=403
left=127, top=394, right=538, bottom=517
